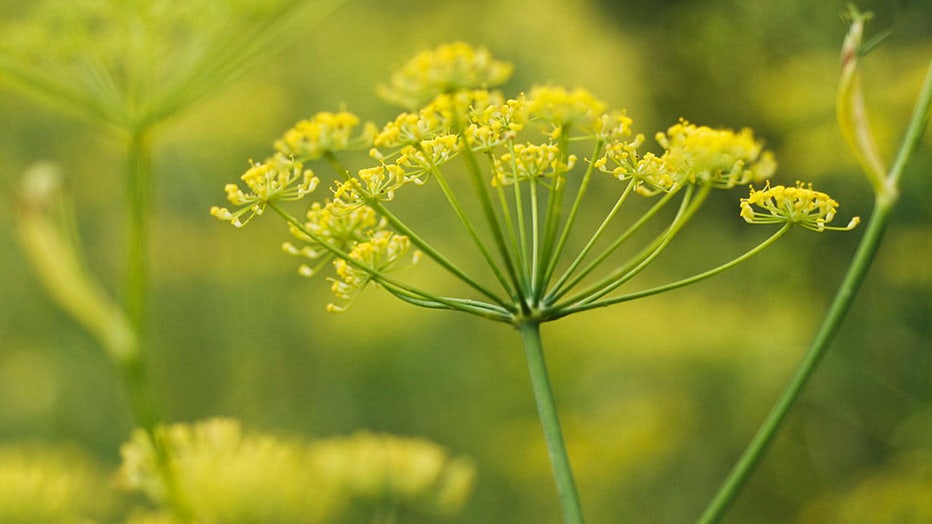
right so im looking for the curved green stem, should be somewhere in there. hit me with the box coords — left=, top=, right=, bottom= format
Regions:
left=551, top=184, right=702, bottom=308
left=518, top=321, right=586, bottom=524
left=698, top=200, right=892, bottom=524
left=461, top=145, right=525, bottom=300
left=699, top=50, right=932, bottom=524
left=546, top=176, right=637, bottom=300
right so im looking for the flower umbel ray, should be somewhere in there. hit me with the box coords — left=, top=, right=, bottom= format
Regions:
left=740, top=181, right=860, bottom=232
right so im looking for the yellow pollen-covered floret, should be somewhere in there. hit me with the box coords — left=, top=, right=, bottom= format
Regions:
left=654, top=119, right=776, bottom=189
left=274, top=111, right=367, bottom=160
left=740, top=181, right=860, bottom=232
left=493, top=143, right=577, bottom=186
left=210, top=154, right=318, bottom=227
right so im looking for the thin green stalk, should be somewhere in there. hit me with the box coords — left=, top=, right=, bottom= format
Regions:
left=518, top=321, right=585, bottom=524
left=569, top=185, right=705, bottom=307
left=552, top=184, right=701, bottom=308
left=539, top=139, right=604, bottom=293
left=269, top=201, right=513, bottom=320
left=461, top=144, right=525, bottom=300
left=494, top=181, right=525, bottom=290
left=539, top=130, right=572, bottom=276
left=370, top=201, right=510, bottom=308
left=547, top=187, right=680, bottom=303
left=429, top=162, right=518, bottom=301
left=546, top=223, right=791, bottom=321
left=529, top=177, right=542, bottom=297
left=125, top=127, right=152, bottom=334
left=504, top=140, right=532, bottom=294
left=546, top=176, right=636, bottom=300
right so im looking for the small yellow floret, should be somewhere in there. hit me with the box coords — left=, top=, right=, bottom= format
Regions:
left=740, top=181, right=860, bottom=231
left=527, top=86, right=607, bottom=137
left=275, top=111, right=370, bottom=160
left=210, top=154, right=318, bottom=227
left=328, top=231, right=417, bottom=312
left=492, top=143, right=577, bottom=186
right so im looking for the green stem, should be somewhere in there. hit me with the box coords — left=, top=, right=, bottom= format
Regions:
left=429, top=162, right=517, bottom=301
left=122, top=125, right=165, bottom=433
left=547, top=187, right=680, bottom=303
left=540, top=139, right=604, bottom=293
left=122, top=125, right=187, bottom=518
left=552, top=184, right=701, bottom=308
left=370, top=201, right=510, bottom=308
left=697, top=200, right=892, bottom=523
left=125, top=127, right=152, bottom=334
left=518, top=321, right=586, bottom=524
left=461, top=145, right=525, bottom=299
left=700, top=52, right=932, bottom=524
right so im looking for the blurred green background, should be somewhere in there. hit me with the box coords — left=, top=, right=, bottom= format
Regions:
left=1, top=0, right=930, bottom=522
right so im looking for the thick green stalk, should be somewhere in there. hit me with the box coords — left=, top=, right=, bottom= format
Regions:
left=518, top=321, right=585, bottom=524
left=125, top=127, right=152, bottom=335
left=120, top=125, right=166, bottom=436
left=697, top=198, right=892, bottom=524
left=699, top=54, right=932, bottom=524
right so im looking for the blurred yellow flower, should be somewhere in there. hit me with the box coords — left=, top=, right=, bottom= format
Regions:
left=377, top=42, right=513, bottom=109
left=118, top=418, right=474, bottom=521
left=654, top=119, right=777, bottom=189
left=0, top=443, right=113, bottom=523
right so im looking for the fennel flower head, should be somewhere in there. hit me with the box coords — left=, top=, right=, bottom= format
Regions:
left=212, top=42, right=858, bottom=321
left=0, top=0, right=342, bottom=127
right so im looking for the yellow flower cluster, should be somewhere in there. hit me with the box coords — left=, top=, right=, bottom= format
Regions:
left=329, top=231, right=419, bottom=312
left=210, top=154, right=318, bottom=227
left=740, top=181, right=860, bottom=231
left=118, top=418, right=474, bottom=521
left=493, top=143, right=577, bottom=186
left=526, top=85, right=608, bottom=138
left=274, top=111, right=374, bottom=160
left=654, top=119, right=777, bottom=189
left=594, top=120, right=776, bottom=194
left=283, top=201, right=385, bottom=276
left=119, top=418, right=337, bottom=522
left=308, top=430, right=476, bottom=515
left=377, top=41, right=513, bottom=108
